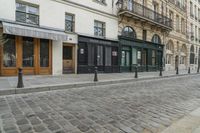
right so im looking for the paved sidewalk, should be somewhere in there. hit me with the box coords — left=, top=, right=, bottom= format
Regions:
left=161, top=107, right=200, bottom=133
left=0, top=69, right=198, bottom=96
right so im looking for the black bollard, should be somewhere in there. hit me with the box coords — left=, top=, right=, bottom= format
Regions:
left=176, top=67, right=179, bottom=75
left=17, top=68, right=24, bottom=88
left=197, top=65, right=200, bottom=73
left=188, top=67, right=190, bottom=74
left=94, top=67, right=98, bottom=82
left=159, top=66, right=163, bottom=77
left=135, top=66, right=138, bottom=78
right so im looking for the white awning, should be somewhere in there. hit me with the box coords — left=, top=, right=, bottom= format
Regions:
left=2, top=22, right=68, bottom=41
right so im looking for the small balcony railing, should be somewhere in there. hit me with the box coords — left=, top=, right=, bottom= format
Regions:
left=118, top=0, right=172, bottom=30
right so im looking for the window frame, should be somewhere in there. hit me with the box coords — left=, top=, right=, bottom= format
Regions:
left=94, top=20, right=106, bottom=37
left=65, top=13, right=75, bottom=32
left=16, top=2, right=39, bottom=25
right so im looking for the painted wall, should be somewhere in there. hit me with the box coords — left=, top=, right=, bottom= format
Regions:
left=0, top=0, right=118, bottom=40
left=52, top=40, right=63, bottom=75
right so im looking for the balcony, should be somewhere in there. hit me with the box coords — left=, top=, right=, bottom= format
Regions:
left=117, top=0, right=172, bottom=30
left=169, top=0, right=186, bottom=11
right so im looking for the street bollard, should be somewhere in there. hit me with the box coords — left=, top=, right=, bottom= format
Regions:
left=176, top=67, right=179, bottom=75
left=159, top=66, right=163, bottom=77
left=17, top=68, right=24, bottom=88
left=135, top=66, right=138, bottom=78
left=197, top=66, right=200, bottom=73
left=188, top=67, right=190, bottom=74
left=94, top=67, right=98, bottom=82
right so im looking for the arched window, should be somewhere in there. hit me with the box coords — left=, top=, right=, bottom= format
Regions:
left=152, top=34, right=161, bottom=44
left=166, top=40, right=174, bottom=65
left=121, top=26, right=137, bottom=38
left=180, top=44, right=187, bottom=65
left=190, top=45, right=195, bottom=64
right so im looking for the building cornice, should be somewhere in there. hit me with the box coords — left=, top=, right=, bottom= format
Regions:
left=51, top=0, right=118, bottom=20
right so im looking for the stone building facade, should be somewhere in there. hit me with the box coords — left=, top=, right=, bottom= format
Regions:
left=187, top=0, right=200, bottom=70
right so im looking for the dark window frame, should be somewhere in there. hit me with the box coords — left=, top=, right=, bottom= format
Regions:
left=65, top=13, right=75, bottom=32
left=94, top=20, right=106, bottom=37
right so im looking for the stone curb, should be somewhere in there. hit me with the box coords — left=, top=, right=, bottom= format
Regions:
left=0, top=73, right=199, bottom=96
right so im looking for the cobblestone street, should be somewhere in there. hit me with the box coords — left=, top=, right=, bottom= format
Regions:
left=1, top=75, right=200, bottom=133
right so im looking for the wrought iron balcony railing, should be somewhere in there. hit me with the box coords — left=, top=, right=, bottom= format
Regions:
left=118, top=0, right=172, bottom=30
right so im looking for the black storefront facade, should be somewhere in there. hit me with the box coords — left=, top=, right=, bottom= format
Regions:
left=78, top=35, right=120, bottom=73
left=119, top=36, right=164, bottom=72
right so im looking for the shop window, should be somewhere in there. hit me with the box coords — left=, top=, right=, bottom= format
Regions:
left=3, top=35, right=16, bottom=67
left=121, top=47, right=130, bottom=67
left=65, top=13, right=75, bottom=32
left=16, top=2, right=39, bottom=25
left=94, top=21, right=105, bottom=37
left=137, top=50, right=141, bottom=66
left=132, top=48, right=137, bottom=64
left=23, top=37, right=34, bottom=67
left=112, top=47, right=118, bottom=66
left=88, top=44, right=95, bottom=66
left=152, top=34, right=161, bottom=44
left=122, top=26, right=137, bottom=38
left=40, top=39, right=49, bottom=67
left=152, top=50, right=156, bottom=65
left=97, top=45, right=104, bottom=66
left=78, top=43, right=87, bottom=65
left=105, top=47, right=111, bottom=66
left=190, top=45, right=195, bottom=64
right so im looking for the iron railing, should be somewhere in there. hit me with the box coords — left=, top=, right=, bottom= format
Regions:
left=168, top=0, right=186, bottom=11
left=118, top=0, right=172, bottom=29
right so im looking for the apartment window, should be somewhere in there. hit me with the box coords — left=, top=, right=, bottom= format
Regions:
left=198, top=8, right=200, bottom=21
left=65, top=13, right=75, bottom=32
left=190, top=1, right=193, bottom=17
left=181, top=18, right=185, bottom=34
left=190, top=45, right=195, bottom=64
left=176, top=15, right=180, bottom=32
left=191, top=23, right=194, bottom=40
left=16, top=2, right=39, bottom=25
left=143, top=30, right=147, bottom=41
left=169, top=11, right=174, bottom=29
left=94, top=21, right=105, bottom=37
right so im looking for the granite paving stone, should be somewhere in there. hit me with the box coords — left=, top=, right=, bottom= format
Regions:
left=1, top=75, right=200, bottom=132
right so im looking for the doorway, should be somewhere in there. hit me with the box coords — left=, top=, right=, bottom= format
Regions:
left=63, top=45, right=74, bottom=74
left=175, top=55, right=179, bottom=69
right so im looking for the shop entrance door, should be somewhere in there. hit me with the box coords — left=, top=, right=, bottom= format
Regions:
left=142, top=49, right=147, bottom=71
left=63, top=45, right=74, bottom=74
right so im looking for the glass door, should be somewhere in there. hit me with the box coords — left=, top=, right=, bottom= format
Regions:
left=121, top=47, right=131, bottom=72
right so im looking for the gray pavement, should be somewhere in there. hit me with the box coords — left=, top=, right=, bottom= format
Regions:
left=0, top=69, right=198, bottom=90
left=0, top=75, right=200, bottom=133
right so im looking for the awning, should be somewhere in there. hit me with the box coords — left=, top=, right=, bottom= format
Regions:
left=2, top=22, right=68, bottom=41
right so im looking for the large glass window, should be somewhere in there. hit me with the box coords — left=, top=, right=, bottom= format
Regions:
left=16, top=2, right=39, bottom=25
left=137, top=50, right=141, bottom=66
left=94, top=21, right=105, bottom=37
left=112, top=47, right=118, bottom=66
left=152, top=50, right=156, bottom=65
left=78, top=43, right=87, bottom=65
left=23, top=37, right=34, bottom=67
left=105, top=47, right=111, bottom=66
left=40, top=39, right=49, bottom=67
left=97, top=45, right=104, bottom=66
left=3, top=35, right=16, bottom=67
left=132, top=48, right=137, bottom=64
left=190, top=45, right=195, bottom=64
left=121, top=47, right=130, bottom=67
left=65, top=13, right=75, bottom=32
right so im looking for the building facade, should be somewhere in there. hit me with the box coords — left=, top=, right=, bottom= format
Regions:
left=117, top=0, right=172, bottom=72
left=0, top=0, right=119, bottom=76
left=187, top=0, right=200, bottom=70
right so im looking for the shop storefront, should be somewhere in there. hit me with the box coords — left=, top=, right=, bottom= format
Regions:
left=78, top=35, right=119, bottom=73
left=119, top=36, right=163, bottom=72
left=0, top=21, right=68, bottom=76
